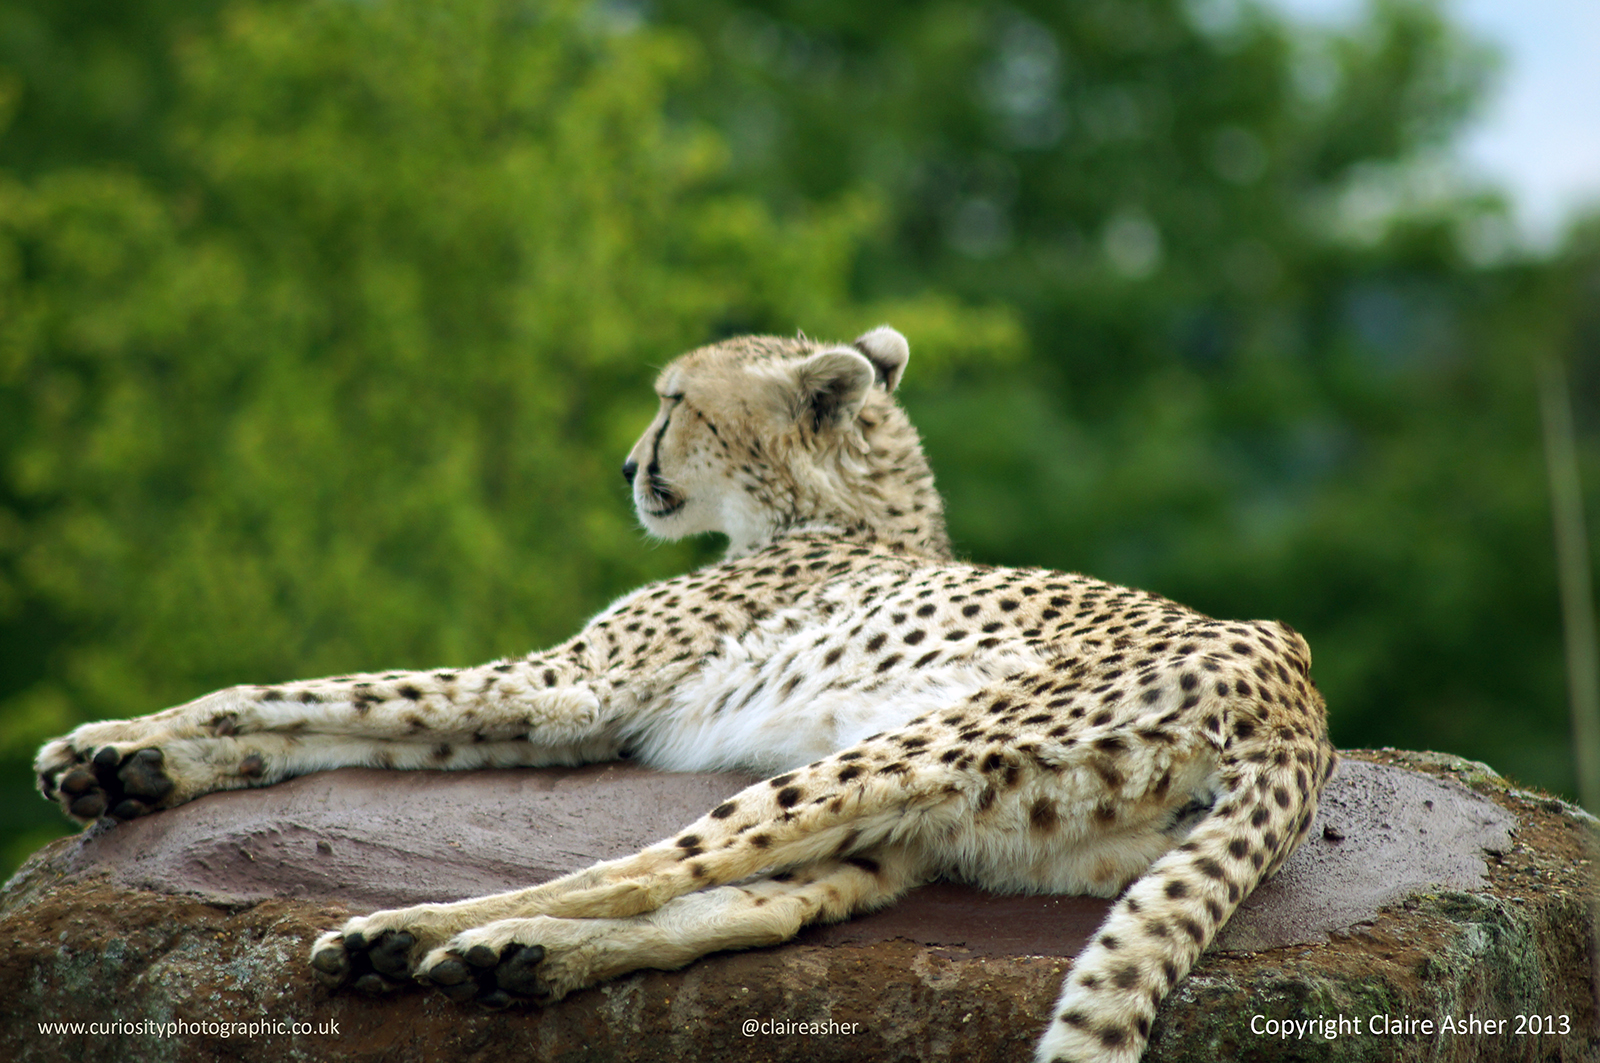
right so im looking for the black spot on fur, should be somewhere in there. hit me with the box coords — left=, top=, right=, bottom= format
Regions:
left=1030, top=798, right=1058, bottom=832
left=845, top=856, right=881, bottom=876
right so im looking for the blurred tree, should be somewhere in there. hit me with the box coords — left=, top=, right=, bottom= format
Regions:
left=0, top=0, right=224, bottom=176
left=0, top=0, right=1015, bottom=871
left=649, top=0, right=1598, bottom=793
left=0, top=0, right=1594, bottom=878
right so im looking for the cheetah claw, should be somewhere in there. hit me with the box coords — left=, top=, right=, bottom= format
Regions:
left=40, top=745, right=175, bottom=823
left=419, top=943, right=551, bottom=1008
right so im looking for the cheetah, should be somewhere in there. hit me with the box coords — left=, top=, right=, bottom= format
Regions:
left=35, top=327, right=1335, bottom=1062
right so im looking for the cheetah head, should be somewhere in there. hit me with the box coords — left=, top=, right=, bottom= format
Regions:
left=623, top=326, right=950, bottom=558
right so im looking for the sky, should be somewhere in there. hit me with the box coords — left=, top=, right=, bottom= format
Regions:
left=1263, top=0, right=1600, bottom=249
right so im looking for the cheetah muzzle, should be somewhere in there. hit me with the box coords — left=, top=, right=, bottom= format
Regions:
left=37, top=325, right=1336, bottom=1063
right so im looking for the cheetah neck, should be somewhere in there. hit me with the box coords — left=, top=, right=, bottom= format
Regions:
left=724, top=519, right=939, bottom=562
left=721, top=409, right=953, bottom=562
left=721, top=481, right=952, bottom=562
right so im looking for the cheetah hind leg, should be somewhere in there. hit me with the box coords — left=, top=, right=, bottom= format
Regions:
left=314, top=742, right=945, bottom=992
left=310, top=840, right=688, bottom=995
left=414, top=849, right=923, bottom=1008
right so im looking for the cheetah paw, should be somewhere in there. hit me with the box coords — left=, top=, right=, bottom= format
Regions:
left=36, top=741, right=177, bottom=823
left=309, top=928, right=420, bottom=995
left=418, top=941, right=554, bottom=1009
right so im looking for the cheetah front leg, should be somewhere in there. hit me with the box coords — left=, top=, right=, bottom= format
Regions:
left=35, top=648, right=614, bottom=824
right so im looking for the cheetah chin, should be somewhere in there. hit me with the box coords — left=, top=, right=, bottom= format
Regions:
left=38, top=325, right=1335, bottom=1063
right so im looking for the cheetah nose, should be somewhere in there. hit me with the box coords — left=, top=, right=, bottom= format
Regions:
left=621, top=459, right=638, bottom=486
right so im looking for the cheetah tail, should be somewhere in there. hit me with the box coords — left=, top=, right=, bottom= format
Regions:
left=1032, top=756, right=1325, bottom=1063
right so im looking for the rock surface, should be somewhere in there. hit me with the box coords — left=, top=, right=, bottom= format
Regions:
left=2, top=749, right=1596, bottom=1062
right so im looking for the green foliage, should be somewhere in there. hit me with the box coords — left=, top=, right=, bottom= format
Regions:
left=650, top=0, right=1599, bottom=794
left=0, top=0, right=224, bottom=176
left=0, top=0, right=1012, bottom=866
left=0, top=0, right=1594, bottom=876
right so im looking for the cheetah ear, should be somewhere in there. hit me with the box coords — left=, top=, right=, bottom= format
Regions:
left=792, top=348, right=876, bottom=433
left=852, top=326, right=909, bottom=392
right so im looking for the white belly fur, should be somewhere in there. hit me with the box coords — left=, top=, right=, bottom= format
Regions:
left=628, top=608, right=1049, bottom=777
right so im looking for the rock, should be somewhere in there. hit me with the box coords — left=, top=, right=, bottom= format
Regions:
left=1, top=749, right=1595, bottom=1062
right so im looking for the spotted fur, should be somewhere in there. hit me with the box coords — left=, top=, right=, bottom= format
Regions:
left=36, top=326, right=1334, bottom=1062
